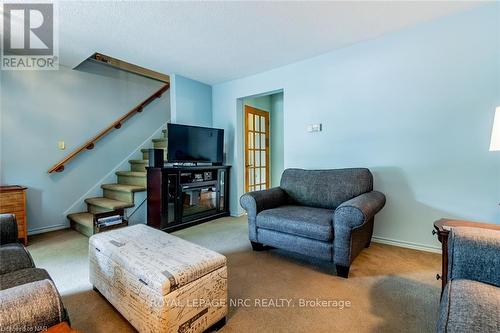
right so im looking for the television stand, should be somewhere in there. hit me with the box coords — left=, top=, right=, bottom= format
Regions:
left=146, top=165, right=230, bottom=232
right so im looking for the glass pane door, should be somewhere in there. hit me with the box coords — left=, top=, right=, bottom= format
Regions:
left=245, top=106, right=270, bottom=192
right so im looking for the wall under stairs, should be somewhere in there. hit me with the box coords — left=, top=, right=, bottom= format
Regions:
left=1, top=62, right=170, bottom=234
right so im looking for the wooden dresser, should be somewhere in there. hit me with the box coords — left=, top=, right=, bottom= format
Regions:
left=0, top=185, right=28, bottom=245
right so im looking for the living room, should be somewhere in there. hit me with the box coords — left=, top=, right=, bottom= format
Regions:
left=1, top=1, right=499, bottom=333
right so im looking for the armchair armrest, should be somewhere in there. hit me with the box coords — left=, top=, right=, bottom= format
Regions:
left=1, top=214, right=19, bottom=245
left=240, top=187, right=288, bottom=241
left=240, top=187, right=288, bottom=217
left=333, top=191, right=386, bottom=268
left=334, top=191, right=386, bottom=229
left=0, top=279, right=65, bottom=332
left=448, top=227, right=500, bottom=287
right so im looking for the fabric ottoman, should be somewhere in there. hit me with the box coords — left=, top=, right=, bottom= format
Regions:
left=89, top=224, right=227, bottom=333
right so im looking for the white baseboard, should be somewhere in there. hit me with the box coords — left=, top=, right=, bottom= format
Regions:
left=372, top=236, right=441, bottom=254
left=28, top=223, right=69, bottom=236
left=230, top=212, right=245, bottom=218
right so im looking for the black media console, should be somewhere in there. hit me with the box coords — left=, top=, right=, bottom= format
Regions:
left=146, top=165, right=230, bottom=232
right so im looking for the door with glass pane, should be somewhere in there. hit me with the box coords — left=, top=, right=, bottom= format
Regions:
left=245, top=106, right=270, bottom=192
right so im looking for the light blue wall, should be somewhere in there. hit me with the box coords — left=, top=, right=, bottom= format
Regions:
left=270, top=93, right=284, bottom=187
left=213, top=4, right=500, bottom=250
left=1, top=61, right=170, bottom=233
left=171, top=74, right=212, bottom=127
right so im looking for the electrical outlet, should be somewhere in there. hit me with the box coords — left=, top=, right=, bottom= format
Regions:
left=58, top=141, right=65, bottom=150
left=307, top=124, right=322, bottom=132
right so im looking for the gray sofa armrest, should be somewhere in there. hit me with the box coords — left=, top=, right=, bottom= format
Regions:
left=0, top=214, right=18, bottom=245
left=448, top=227, right=500, bottom=287
left=240, top=187, right=288, bottom=241
left=333, top=191, right=386, bottom=267
left=0, top=279, right=65, bottom=332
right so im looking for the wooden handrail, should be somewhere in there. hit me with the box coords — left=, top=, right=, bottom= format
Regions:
left=48, top=83, right=170, bottom=173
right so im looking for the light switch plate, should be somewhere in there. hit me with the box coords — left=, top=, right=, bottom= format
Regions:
left=307, top=124, right=322, bottom=132
left=58, top=141, right=65, bottom=150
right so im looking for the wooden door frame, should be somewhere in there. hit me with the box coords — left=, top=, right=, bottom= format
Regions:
left=244, top=105, right=270, bottom=192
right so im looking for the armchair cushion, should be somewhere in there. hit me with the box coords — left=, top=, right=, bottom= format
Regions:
left=0, top=268, right=51, bottom=291
left=0, top=214, right=18, bottom=245
left=437, top=279, right=500, bottom=333
left=0, top=279, right=65, bottom=332
left=240, top=187, right=289, bottom=241
left=256, top=205, right=334, bottom=242
left=448, top=227, right=500, bottom=287
left=0, top=243, right=35, bottom=275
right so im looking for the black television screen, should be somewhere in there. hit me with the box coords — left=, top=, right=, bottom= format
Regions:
left=167, top=123, right=224, bottom=164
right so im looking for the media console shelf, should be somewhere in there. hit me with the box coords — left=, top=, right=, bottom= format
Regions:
left=147, top=165, right=230, bottom=232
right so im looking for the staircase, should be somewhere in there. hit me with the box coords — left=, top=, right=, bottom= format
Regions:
left=67, top=129, right=168, bottom=236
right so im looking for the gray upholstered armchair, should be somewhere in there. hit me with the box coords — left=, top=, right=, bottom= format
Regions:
left=240, top=168, right=386, bottom=278
left=437, top=227, right=499, bottom=333
left=0, top=214, right=69, bottom=332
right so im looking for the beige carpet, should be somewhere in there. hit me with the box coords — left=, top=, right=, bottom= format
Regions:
left=28, top=216, right=442, bottom=333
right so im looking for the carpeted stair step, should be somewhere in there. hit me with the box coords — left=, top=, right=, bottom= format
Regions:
left=116, top=171, right=147, bottom=186
left=101, top=183, right=146, bottom=203
left=67, top=212, right=94, bottom=237
left=85, top=197, right=134, bottom=214
left=152, top=138, right=167, bottom=149
left=129, top=159, right=148, bottom=172
left=141, top=148, right=167, bottom=160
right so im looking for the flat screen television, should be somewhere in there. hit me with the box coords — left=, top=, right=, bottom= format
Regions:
left=167, top=123, right=224, bottom=165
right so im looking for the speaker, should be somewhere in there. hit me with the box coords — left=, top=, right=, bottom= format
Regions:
left=148, top=149, right=164, bottom=168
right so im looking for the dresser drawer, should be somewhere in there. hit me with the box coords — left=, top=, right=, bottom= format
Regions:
left=0, top=208, right=25, bottom=216
left=0, top=204, right=26, bottom=214
left=0, top=186, right=28, bottom=245
left=0, top=197, right=25, bottom=212
left=0, top=191, right=23, bottom=203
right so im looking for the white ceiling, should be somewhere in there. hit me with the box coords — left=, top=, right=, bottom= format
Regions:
left=59, top=1, right=483, bottom=84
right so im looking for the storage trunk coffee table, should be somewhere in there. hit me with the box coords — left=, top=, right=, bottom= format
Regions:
left=89, top=224, right=227, bottom=333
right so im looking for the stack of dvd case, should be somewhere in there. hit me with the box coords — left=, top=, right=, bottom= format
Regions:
left=96, top=215, right=123, bottom=228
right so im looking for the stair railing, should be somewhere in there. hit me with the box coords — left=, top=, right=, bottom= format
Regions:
left=47, top=83, right=169, bottom=173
